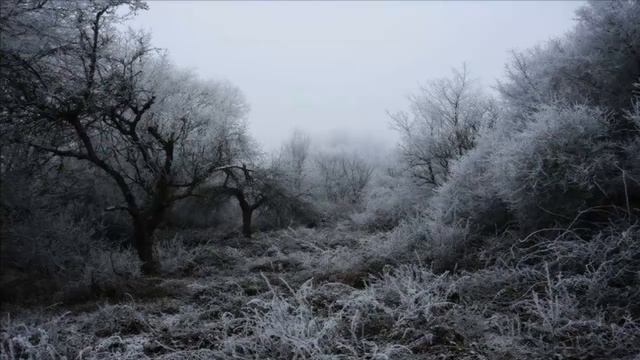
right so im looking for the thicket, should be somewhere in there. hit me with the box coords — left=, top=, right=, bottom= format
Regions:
left=1, top=1, right=639, bottom=359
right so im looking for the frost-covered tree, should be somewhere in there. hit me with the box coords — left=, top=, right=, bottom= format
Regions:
left=391, top=65, right=497, bottom=187
left=491, top=105, right=640, bottom=230
left=0, top=0, right=250, bottom=273
left=427, top=0, right=640, bottom=240
left=315, top=152, right=373, bottom=205
left=276, top=130, right=311, bottom=194
left=207, top=165, right=269, bottom=238
left=498, top=0, right=640, bottom=121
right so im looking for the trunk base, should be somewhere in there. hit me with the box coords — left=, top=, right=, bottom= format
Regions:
left=134, top=223, right=160, bottom=276
left=242, top=208, right=253, bottom=238
left=141, top=259, right=160, bottom=276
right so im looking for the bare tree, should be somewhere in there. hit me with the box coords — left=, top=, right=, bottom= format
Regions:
left=207, top=165, right=293, bottom=238
left=0, top=0, right=250, bottom=273
left=390, top=65, right=497, bottom=187
left=315, top=152, right=373, bottom=205
left=279, top=130, right=311, bottom=193
left=215, top=165, right=266, bottom=238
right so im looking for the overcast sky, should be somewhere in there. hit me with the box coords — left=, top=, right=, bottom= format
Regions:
left=131, top=1, right=583, bottom=151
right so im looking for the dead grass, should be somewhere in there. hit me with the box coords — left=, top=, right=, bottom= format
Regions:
left=2, top=223, right=640, bottom=359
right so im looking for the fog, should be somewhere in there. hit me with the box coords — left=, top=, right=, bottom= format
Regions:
left=5, top=1, right=640, bottom=358
left=130, top=1, right=583, bottom=150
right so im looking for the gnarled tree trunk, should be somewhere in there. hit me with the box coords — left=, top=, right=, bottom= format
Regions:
left=241, top=204, right=254, bottom=238
left=132, top=217, right=160, bottom=275
left=131, top=176, right=171, bottom=275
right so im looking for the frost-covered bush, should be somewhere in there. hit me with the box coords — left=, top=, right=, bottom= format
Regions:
left=491, top=105, right=630, bottom=230
left=219, top=266, right=455, bottom=359
left=485, top=266, right=640, bottom=360
left=87, top=304, right=150, bottom=337
left=407, top=102, right=639, bottom=271
left=156, top=235, right=204, bottom=276
left=427, top=130, right=510, bottom=233
left=515, top=222, right=640, bottom=312
left=427, top=103, right=639, bottom=234
left=479, top=222, right=640, bottom=359
left=384, top=215, right=472, bottom=272
left=517, top=269, right=640, bottom=359
left=350, top=171, right=424, bottom=232
left=0, top=311, right=90, bottom=360
left=0, top=318, right=59, bottom=360
left=351, top=265, right=454, bottom=332
left=394, top=129, right=508, bottom=270
left=1, top=204, right=142, bottom=304
left=498, top=1, right=640, bottom=117
left=423, top=0, right=640, bottom=238
left=220, top=279, right=345, bottom=359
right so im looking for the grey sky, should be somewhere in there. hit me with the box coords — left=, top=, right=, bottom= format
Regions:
left=131, top=1, right=583, bottom=151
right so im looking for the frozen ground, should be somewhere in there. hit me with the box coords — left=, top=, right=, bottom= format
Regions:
left=3, top=223, right=640, bottom=360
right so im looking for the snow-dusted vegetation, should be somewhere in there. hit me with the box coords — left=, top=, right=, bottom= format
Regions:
left=1, top=1, right=639, bottom=359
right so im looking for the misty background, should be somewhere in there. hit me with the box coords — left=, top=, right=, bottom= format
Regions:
left=5, top=1, right=640, bottom=358
left=131, top=1, right=583, bottom=151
